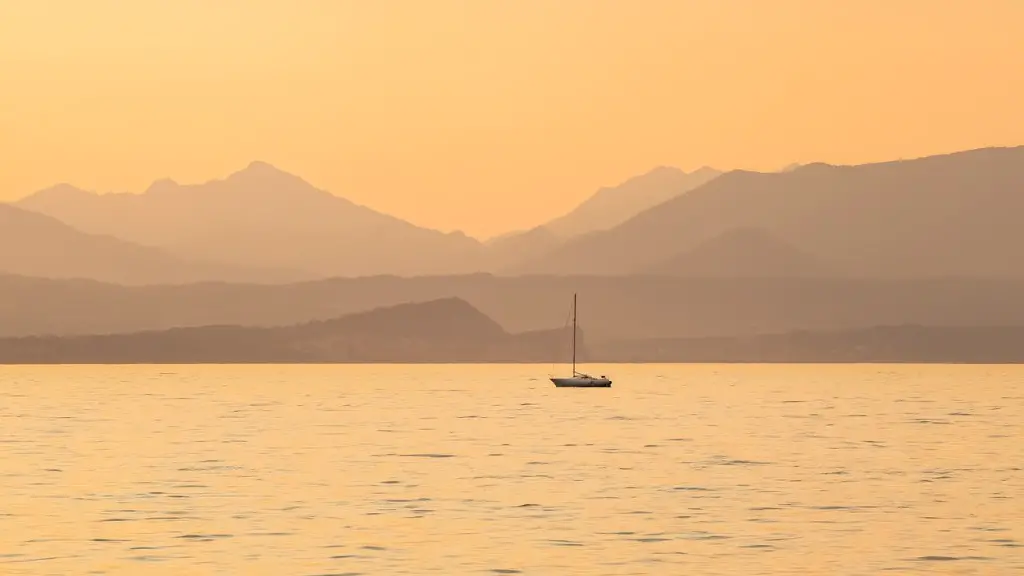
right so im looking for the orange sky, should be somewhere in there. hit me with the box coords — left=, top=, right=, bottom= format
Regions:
left=1, top=0, right=1022, bottom=238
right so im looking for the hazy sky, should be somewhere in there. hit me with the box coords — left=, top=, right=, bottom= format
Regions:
left=1, top=0, right=1022, bottom=238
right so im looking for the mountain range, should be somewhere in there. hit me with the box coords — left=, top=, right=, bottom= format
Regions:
left=5, top=144, right=1024, bottom=363
left=0, top=203, right=309, bottom=285
left=517, top=146, right=1024, bottom=277
left=3, top=288, right=1023, bottom=364
left=4, top=145, right=1023, bottom=284
left=11, top=162, right=717, bottom=282
left=15, top=162, right=481, bottom=279
left=643, top=226, right=831, bottom=277
left=7, top=273, right=1024, bottom=349
left=0, top=297, right=582, bottom=364
left=483, top=166, right=721, bottom=270
left=596, top=325, right=1024, bottom=364
left=540, top=165, right=722, bottom=237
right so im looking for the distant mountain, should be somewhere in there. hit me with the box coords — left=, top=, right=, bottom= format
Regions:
left=644, top=227, right=834, bottom=277
left=16, top=162, right=485, bottom=278
left=8, top=273, right=1024, bottom=348
left=543, top=166, right=721, bottom=238
left=5, top=285, right=1024, bottom=363
left=16, top=162, right=724, bottom=278
left=0, top=204, right=307, bottom=285
left=597, top=325, right=1024, bottom=364
left=482, top=225, right=563, bottom=272
left=517, top=146, right=1024, bottom=277
left=0, top=297, right=583, bottom=364
left=483, top=165, right=721, bottom=271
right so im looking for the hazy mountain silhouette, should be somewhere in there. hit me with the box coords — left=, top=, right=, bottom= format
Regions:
left=517, top=146, right=1024, bottom=277
left=17, top=162, right=726, bottom=278
left=0, top=204, right=308, bottom=285
left=0, top=297, right=583, bottom=364
left=481, top=166, right=721, bottom=271
left=8, top=273, right=1024, bottom=350
left=11, top=145, right=1024, bottom=283
left=543, top=166, right=721, bottom=238
left=3, top=285, right=1022, bottom=363
left=644, top=227, right=834, bottom=277
left=17, top=162, right=485, bottom=278
left=597, top=325, right=1024, bottom=364
left=482, top=225, right=563, bottom=271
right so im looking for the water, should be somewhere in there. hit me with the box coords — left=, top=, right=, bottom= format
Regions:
left=1, top=363, right=1021, bottom=575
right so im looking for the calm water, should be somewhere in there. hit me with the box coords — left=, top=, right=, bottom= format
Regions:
left=1, top=364, right=1022, bottom=575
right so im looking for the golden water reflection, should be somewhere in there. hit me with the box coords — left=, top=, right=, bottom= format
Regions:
left=1, top=364, right=1021, bottom=575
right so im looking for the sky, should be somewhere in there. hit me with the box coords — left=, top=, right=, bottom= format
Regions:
left=1, top=0, right=1022, bottom=238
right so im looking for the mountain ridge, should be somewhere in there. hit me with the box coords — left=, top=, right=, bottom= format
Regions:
left=645, top=227, right=833, bottom=277
left=542, top=165, right=721, bottom=238
left=0, top=296, right=583, bottom=364
left=8, top=273, right=1024, bottom=348
left=9, top=145, right=1024, bottom=282
left=0, top=203, right=309, bottom=285
left=4, top=288, right=1023, bottom=363
left=515, top=145, right=1024, bottom=277
left=482, top=164, right=722, bottom=271
left=15, top=162, right=486, bottom=278
left=12, top=160, right=726, bottom=279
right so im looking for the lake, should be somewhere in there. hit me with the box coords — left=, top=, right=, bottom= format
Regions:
left=1, top=364, right=1021, bottom=575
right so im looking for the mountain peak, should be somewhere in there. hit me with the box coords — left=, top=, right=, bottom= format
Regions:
left=539, top=164, right=723, bottom=238
left=144, top=178, right=179, bottom=195
left=237, top=160, right=294, bottom=177
left=307, top=296, right=506, bottom=341
left=16, top=183, right=96, bottom=209
left=646, top=165, right=685, bottom=175
left=690, top=166, right=721, bottom=176
left=223, top=161, right=317, bottom=194
left=244, top=159, right=278, bottom=171
left=27, top=183, right=92, bottom=199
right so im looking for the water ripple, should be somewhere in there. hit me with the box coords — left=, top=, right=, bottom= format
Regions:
left=0, top=363, right=1020, bottom=575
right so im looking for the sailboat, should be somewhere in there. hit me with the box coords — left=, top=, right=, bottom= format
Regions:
left=550, top=293, right=612, bottom=388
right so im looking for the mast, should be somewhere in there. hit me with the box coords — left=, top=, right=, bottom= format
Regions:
left=572, top=292, right=577, bottom=375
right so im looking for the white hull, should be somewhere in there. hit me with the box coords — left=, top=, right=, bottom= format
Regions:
left=551, top=376, right=612, bottom=388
